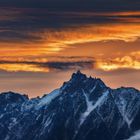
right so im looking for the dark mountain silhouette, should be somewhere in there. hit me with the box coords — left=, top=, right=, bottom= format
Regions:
left=0, top=71, right=140, bottom=140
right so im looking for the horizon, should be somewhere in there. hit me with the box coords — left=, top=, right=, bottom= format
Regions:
left=1, top=70, right=140, bottom=99
left=0, top=0, right=140, bottom=97
left=1, top=70, right=140, bottom=98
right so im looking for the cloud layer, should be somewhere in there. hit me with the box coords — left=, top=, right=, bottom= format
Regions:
left=0, top=56, right=94, bottom=72
left=0, top=0, right=139, bottom=96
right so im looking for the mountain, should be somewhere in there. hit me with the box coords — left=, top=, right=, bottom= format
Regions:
left=0, top=71, right=140, bottom=140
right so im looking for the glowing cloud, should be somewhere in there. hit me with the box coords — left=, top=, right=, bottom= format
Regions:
left=0, top=63, right=50, bottom=72
left=42, top=23, right=140, bottom=47
left=97, top=56, right=140, bottom=71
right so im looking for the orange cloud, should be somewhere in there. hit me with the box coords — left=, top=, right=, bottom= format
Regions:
left=130, top=51, right=140, bottom=59
left=97, top=56, right=140, bottom=71
left=43, top=23, right=140, bottom=45
left=0, top=23, right=140, bottom=58
left=0, top=63, right=50, bottom=72
left=0, top=21, right=140, bottom=72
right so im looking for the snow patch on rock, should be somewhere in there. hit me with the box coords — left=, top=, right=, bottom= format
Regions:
left=125, top=130, right=140, bottom=140
left=80, top=89, right=109, bottom=126
left=37, top=89, right=60, bottom=108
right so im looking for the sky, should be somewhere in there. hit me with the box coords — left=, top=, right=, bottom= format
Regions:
left=0, top=0, right=140, bottom=97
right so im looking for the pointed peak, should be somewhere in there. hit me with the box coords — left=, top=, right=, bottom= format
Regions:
left=61, top=72, right=107, bottom=93
left=61, top=71, right=107, bottom=91
left=71, top=70, right=87, bottom=81
left=76, top=70, right=82, bottom=74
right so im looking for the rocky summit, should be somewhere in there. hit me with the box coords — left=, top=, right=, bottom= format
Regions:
left=0, top=71, right=140, bottom=140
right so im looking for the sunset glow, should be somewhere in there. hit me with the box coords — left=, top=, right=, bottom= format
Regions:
left=0, top=2, right=139, bottom=96
left=97, top=57, right=140, bottom=71
left=0, top=63, right=50, bottom=72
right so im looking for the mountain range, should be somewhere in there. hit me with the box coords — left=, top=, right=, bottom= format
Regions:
left=0, top=71, right=140, bottom=140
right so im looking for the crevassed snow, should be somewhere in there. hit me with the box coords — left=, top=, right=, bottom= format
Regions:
left=125, top=130, right=140, bottom=140
left=37, top=89, right=60, bottom=108
left=80, top=89, right=109, bottom=126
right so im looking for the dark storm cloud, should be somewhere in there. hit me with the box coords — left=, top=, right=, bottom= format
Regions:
left=43, top=61, right=94, bottom=71
left=0, top=60, right=94, bottom=72
left=0, top=0, right=140, bottom=12
left=0, top=30, right=42, bottom=42
left=0, top=0, right=139, bottom=43
left=0, top=56, right=95, bottom=71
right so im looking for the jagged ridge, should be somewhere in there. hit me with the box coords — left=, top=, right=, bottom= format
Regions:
left=0, top=71, right=140, bottom=140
